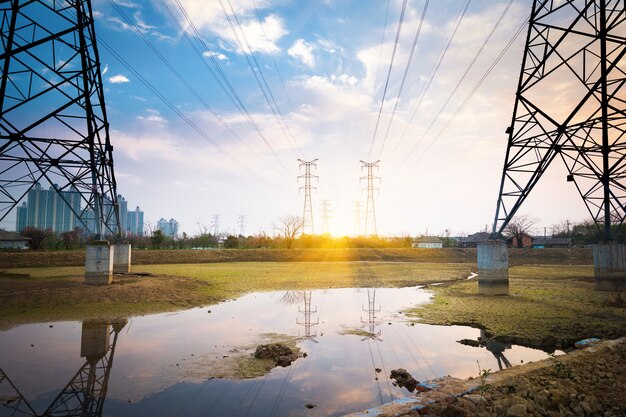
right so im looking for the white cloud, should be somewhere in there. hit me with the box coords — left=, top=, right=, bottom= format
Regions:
left=288, top=39, right=315, bottom=67
left=109, top=74, right=130, bottom=83
left=203, top=50, right=228, bottom=61
left=136, top=109, right=167, bottom=126
left=169, top=0, right=287, bottom=54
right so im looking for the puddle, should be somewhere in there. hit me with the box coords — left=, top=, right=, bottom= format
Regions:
left=0, top=287, right=560, bottom=417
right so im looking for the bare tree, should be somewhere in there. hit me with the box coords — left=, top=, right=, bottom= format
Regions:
left=505, top=215, right=538, bottom=248
left=274, top=215, right=304, bottom=249
left=550, top=220, right=572, bottom=237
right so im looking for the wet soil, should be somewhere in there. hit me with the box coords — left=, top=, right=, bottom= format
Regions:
left=356, top=338, right=626, bottom=417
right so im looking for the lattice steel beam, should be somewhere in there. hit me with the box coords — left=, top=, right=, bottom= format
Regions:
left=493, top=0, right=626, bottom=241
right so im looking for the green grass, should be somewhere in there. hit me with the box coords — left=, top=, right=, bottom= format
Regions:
left=406, top=264, right=626, bottom=346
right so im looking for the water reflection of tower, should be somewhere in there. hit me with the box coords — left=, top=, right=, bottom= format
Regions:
left=297, top=291, right=319, bottom=343
left=361, top=289, right=382, bottom=340
left=480, top=329, right=512, bottom=371
left=0, top=319, right=126, bottom=417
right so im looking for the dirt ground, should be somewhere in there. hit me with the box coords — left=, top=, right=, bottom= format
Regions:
left=0, top=272, right=224, bottom=328
left=348, top=338, right=625, bottom=417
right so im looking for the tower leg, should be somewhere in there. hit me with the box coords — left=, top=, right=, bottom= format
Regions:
left=85, top=242, right=113, bottom=285
left=592, top=242, right=626, bottom=291
left=112, top=244, right=132, bottom=274
left=477, top=241, right=509, bottom=296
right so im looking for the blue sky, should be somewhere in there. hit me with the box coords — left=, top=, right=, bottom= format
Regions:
left=75, top=0, right=591, bottom=237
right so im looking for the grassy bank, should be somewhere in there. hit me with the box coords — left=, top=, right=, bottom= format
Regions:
left=0, top=247, right=595, bottom=269
left=407, top=264, right=626, bottom=348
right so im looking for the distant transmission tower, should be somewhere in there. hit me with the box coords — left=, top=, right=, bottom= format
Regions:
left=0, top=0, right=121, bottom=238
left=353, top=201, right=362, bottom=236
left=211, top=214, right=220, bottom=236
left=493, top=0, right=626, bottom=241
left=360, top=160, right=381, bottom=236
left=320, top=200, right=331, bottom=235
left=237, top=215, right=246, bottom=236
left=298, top=159, right=318, bottom=234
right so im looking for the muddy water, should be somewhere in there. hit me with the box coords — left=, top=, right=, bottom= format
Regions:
left=0, top=287, right=558, bottom=417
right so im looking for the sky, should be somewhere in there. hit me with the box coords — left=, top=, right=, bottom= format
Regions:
left=4, top=0, right=596, bottom=237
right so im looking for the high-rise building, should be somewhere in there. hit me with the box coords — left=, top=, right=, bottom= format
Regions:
left=15, top=183, right=142, bottom=236
left=157, top=218, right=178, bottom=238
left=16, top=183, right=81, bottom=233
left=126, top=206, right=144, bottom=237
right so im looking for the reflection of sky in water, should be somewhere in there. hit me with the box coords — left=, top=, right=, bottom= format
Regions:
left=0, top=287, right=558, bottom=417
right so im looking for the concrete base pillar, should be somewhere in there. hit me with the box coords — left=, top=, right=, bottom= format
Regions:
left=113, top=244, right=132, bottom=274
left=85, top=242, right=113, bottom=285
left=477, top=241, right=509, bottom=295
left=592, top=242, right=626, bottom=291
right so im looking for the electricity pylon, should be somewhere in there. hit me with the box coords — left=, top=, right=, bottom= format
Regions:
left=320, top=199, right=331, bottom=235
left=211, top=214, right=220, bottom=236
left=353, top=201, right=362, bottom=236
left=360, top=160, right=380, bottom=236
left=298, top=159, right=318, bottom=234
left=493, top=0, right=626, bottom=241
left=0, top=0, right=121, bottom=238
left=237, top=214, right=246, bottom=236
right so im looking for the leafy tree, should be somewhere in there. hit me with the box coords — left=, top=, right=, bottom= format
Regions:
left=223, top=235, right=240, bottom=249
left=150, top=229, right=164, bottom=249
left=20, top=227, right=49, bottom=250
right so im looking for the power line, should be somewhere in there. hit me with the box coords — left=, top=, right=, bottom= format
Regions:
left=377, top=0, right=430, bottom=159
left=219, top=0, right=301, bottom=158
left=156, top=0, right=285, bottom=177
left=367, top=0, right=409, bottom=159
left=170, top=0, right=292, bottom=175
left=386, top=0, right=473, bottom=161
left=252, top=0, right=295, bottom=113
left=399, top=0, right=516, bottom=168
left=411, top=15, right=528, bottom=166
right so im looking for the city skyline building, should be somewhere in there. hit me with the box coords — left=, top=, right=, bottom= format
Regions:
left=157, top=218, right=179, bottom=238
left=14, top=183, right=144, bottom=237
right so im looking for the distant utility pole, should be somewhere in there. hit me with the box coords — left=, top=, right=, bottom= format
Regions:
left=353, top=201, right=362, bottom=236
left=211, top=214, right=220, bottom=236
left=237, top=215, right=246, bottom=236
left=360, top=160, right=381, bottom=236
left=320, top=200, right=331, bottom=235
left=298, top=159, right=318, bottom=234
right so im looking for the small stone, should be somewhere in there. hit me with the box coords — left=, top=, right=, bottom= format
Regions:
left=304, top=403, right=316, bottom=409
left=207, top=310, right=211, bottom=313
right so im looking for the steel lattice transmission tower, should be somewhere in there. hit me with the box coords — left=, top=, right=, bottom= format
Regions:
left=320, top=199, right=331, bottom=235
left=353, top=201, right=362, bottom=236
left=0, top=0, right=120, bottom=238
left=493, top=0, right=626, bottom=241
left=360, top=160, right=380, bottom=236
left=298, top=159, right=318, bottom=234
